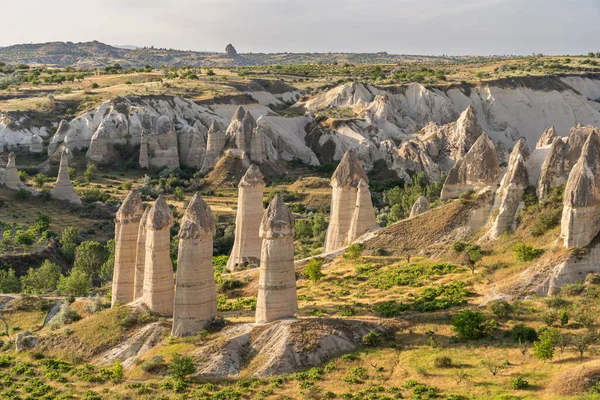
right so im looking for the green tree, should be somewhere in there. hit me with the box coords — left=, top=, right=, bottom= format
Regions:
left=73, top=241, right=108, bottom=284
left=167, top=354, right=197, bottom=381
left=99, top=239, right=115, bottom=284
left=57, top=268, right=92, bottom=297
left=2, top=229, right=12, bottom=248
left=0, top=268, right=21, bottom=293
left=60, top=226, right=79, bottom=262
left=312, top=214, right=327, bottom=237
left=559, top=310, right=569, bottom=326
left=533, top=336, right=554, bottom=361
left=451, top=309, right=490, bottom=339
left=172, top=187, right=184, bottom=201
left=15, top=229, right=36, bottom=250
left=20, top=260, right=62, bottom=293
left=295, top=219, right=313, bottom=241
left=304, top=259, right=324, bottom=282
left=84, top=164, right=97, bottom=183
left=571, top=333, right=596, bottom=357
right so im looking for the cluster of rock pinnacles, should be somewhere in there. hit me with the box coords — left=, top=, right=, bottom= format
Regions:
left=111, top=152, right=379, bottom=337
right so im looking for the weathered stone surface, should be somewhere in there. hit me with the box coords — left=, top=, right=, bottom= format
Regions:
left=29, top=134, right=44, bottom=153
left=256, top=195, right=297, bottom=324
left=450, top=105, right=483, bottom=158
left=111, top=190, right=143, bottom=307
left=133, top=207, right=149, bottom=300
left=486, top=142, right=529, bottom=239
left=173, top=193, right=217, bottom=337
left=142, top=196, right=174, bottom=316
left=347, top=179, right=378, bottom=242
left=225, top=44, right=238, bottom=56
left=15, top=331, right=37, bottom=352
left=325, top=150, right=369, bottom=252
left=50, top=149, right=82, bottom=205
left=537, top=126, right=558, bottom=148
left=409, top=196, right=430, bottom=218
left=537, top=137, right=567, bottom=200
left=227, top=165, right=265, bottom=271
left=249, top=127, right=265, bottom=163
left=146, top=116, right=180, bottom=169
left=86, top=113, right=129, bottom=164
left=561, top=130, right=600, bottom=248
left=440, top=133, right=500, bottom=200
left=564, top=124, right=598, bottom=172
left=177, top=125, right=206, bottom=169
left=1, top=152, right=26, bottom=190
left=200, top=121, right=226, bottom=173
left=225, top=106, right=246, bottom=138
left=139, top=132, right=149, bottom=169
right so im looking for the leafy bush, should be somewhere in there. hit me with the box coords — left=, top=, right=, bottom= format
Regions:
left=57, top=268, right=92, bottom=297
left=303, top=259, right=324, bottom=282
left=412, top=282, right=469, bottom=312
left=21, top=260, right=62, bottom=293
left=168, top=354, right=197, bottom=381
left=512, top=243, right=544, bottom=262
left=344, top=243, right=363, bottom=259
left=489, top=300, right=513, bottom=319
left=434, top=356, right=453, bottom=368
left=140, top=355, right=166, bottom=373
left=13, top=188, right=31, bottom=200
left=451, top=310, right=490, bottom=339
left=212, top=255, right=229, bottom=273
left=60, top=226, right=79, bottom=262
left=533, top=336, right=554, bottom=361
left=509, top=375, right=529, bottom=389
left=560, top=282, right=585, bottom=296
left=362, top=331, right=383, bottom=347
left=79, top=188, right=111, bottom=203
left=371, top=300, right=409, bottom=317
left=511, top=323, right=538, bottom=343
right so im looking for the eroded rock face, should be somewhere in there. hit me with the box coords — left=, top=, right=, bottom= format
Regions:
left=324, top=150, right=369, bottom=252
left=146, top=116, right=180, bottom=169
left=200, top=121, right=226, bottom=173
left=225, top=44, right=238, bottom=56
left=486, top=140, right=529, bottom=239
left=449, top=105, right=483, bottom=158
left=227, top=165, right=265, bottom=272
left=133, top=208, right=149, bottom=300
left=142, top=196, right=174, bottom=316
left=561, top=130, right=600, bottom=248
left=537, top=126, right=558, bottom=148
left=177, top=126, right=206, bottom=169
left=50, top=149, right=82, bottom=205
left=347, top=179, right=378, bottom=242
left=564, top=124, right=598, bottom=172
left=255, top=195, right=297, bottom=324
left=537, top=138, right=567, bottom=200
left=409, top=196, right=430, bottom=218
left=111, top=190, right=143, bottom=307
left=0, top=152, right=28, bottom=191
left=440, top=133, right=500, bottom=200
left=172, top=193, right=217, bottom=337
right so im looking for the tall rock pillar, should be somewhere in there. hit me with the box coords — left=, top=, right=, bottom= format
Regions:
left=255, top=195, right=297, bottom=324
left=142, top=195, right=174, bottom=316
left=139, top=132, right=149, bottom=169
left=50, top=149, right=82, bottom=205
left=3, top=152, right=25, bottom=190
left=172, top=193, right=217, bottom=337
left=200, top=121, right=226, bottom=173
left=347, top=179, right=378, bottom=243
left=324, top=150, right=369, bottom=253
left=227, top=165, right=265, bottom=272
left=111, top=189, right=143, bottom=306
left=133, top=207, right=150, bottom=300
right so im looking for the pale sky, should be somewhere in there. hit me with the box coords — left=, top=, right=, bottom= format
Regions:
left=1, top=0, right=598, bottom=55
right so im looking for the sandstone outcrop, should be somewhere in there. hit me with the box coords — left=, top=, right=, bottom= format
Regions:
left=347, top=179, right=378, bottom=242
left=486, top=140, right=529, bottom=239
left=448, top=105, right=483, bottom=158
left=142, top=196, right=174, bottom=316
left=172, top=193, right=217, bottom=337
left=200, top=121, right=226, bottom=173
left=111, top=190, right=143, bottom=306
left=227, top=165, right=265, bottom=271
left=0, top=152, right=28, bottom=191
left=440, top=133, right=500, bottom=200
left=50, top=149, right=82, bottom=205
left=537, top=126, right=558, bottom=148
left=564, top=124, right=598, bottom=172
left=255, top=195, right=297, bottom=324
left=324, top=150, right=369, bottom=252
left=146, top=116, right=180, bottom=169
left=561, top=130, right=600, bottom=248
left=537, top=138, right=566, bottom=200
left=177, top=126, right=206, bottom=169
left=133, top=207, right=149, bottom=300
left=139, top=133, right=149, bottom=169
left=409, top=196, right=430, bottom=218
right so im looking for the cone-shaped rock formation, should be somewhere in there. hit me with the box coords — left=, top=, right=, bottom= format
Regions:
left=409, top=196, right=430, bottom=218
left=50, top=149, right=82, bottom=205
left=537, top=137, right=566, bottom=200
left=537, top=126, right=558, bottom=148
left=255, top=195, right=297, bottom=324
left=227, top=165, right=265, bottom=271
left=347, top=179, right=378, bottom=242
left=1, top=152, right=26, bottom=190
left=111, top=190, right=143, bottom=306
left=561, top=131, right=600, bottom=248
left=172, top=193, right=217, bottom=337
left=324, top=150, right=369, bottom=252
left=142, top=196, right=174, bottom=316
left=200, top=121, right=226, bottom=173
left=440, top=133, right=500, bottom=200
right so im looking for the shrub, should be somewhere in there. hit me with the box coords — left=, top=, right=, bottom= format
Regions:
left=167, top=354, right=197, bottom=381
left=509, top=375, right=529, bottom=389
left=533, top=337, right=554, bottom=361
left=512, top=243, right=544, bottom=262
left=511, top=323, right=538, bottom=343
left=344, top=243, right=363, bottom=259
left=434, top=356, right=453, bottom=368
left=303, top=259, right=324, bottom=282
left=372, top=300, right=409, bottom=317
left=489, top=300, right=513, bottom=319
left=560, top=282, right=585, bottom=296
left=84, top=164, right=96, bottom=183
left=13, top=188, right=31, bottom=200
left=57, top=268, right=92, bottom=297
left=451, top=310, right=490, bottom=339
left=140, top=355, right=166, bottom=373
left=362, top=331, right=383, bottom=347
left=0, top=268, right=21, bottom=293
left=20, top=260, right=62, bottom=293
left=49, top=304, right=80, bottom=329
left=559, top=310, right=569, bottom=326
left=60, top=226, right=79, bottom=262
left=79, top=188, right=111, bottom=203
left=540, top=310, right=558, bottom=326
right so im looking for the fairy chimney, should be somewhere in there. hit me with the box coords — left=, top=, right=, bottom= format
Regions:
left=2, top=152, right=25, bottom=190
left=142, top=196, right=174, bottom=316
left=227, top=165, right=265, bottom=271
left=50, top=149, right=82, bottom=205
left=133, top=207, right=149, bottom=300
left=537, top=137, right=566, bottom=200
left=409, top=196, right=430, bottom=218
left=200, top=121, right=226, bottom=173
left=111, top=190, right=143, bottom=306
left=139, top=132, right=149, bottom=169
left=537, top=126, right=558, bottom=148
left=324, top=150, right=369, bottom=253
left=255, top=195, right=297, bottom=324
left=561, top=131, right=600, bottom=248
left=172, top=193, right=217, bottom=337
left=347, top=179, right=378, bottom=243
left=440, top=132, right=500, bottom=200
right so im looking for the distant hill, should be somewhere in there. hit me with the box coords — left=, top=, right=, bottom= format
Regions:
left=0, top=40, right=508, bottom=69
